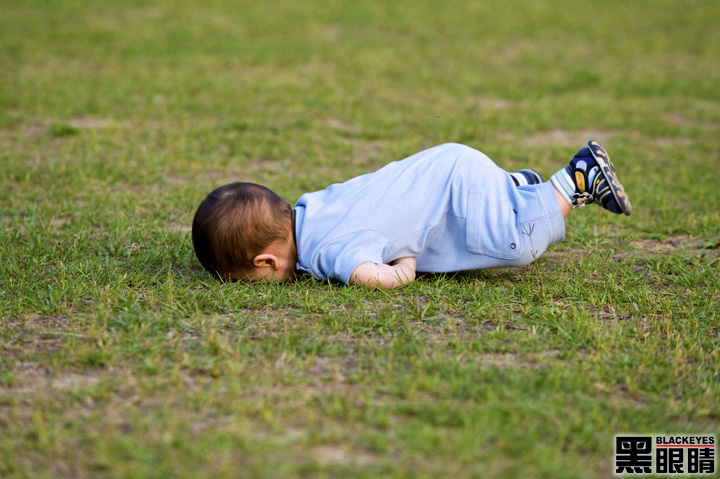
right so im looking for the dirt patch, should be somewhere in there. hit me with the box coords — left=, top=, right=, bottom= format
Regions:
left=596, top=305, right=635, bottom=322
left=0, top=315, right=100, bottom=399
left=475, top=349, right=564, bottom=370
left=664, top=113, right=695, bottom=126
left=2, top=314, right=76, bottom=359
left=633, top=235, right=707, bottom=253
left=67, top=117, right=117, bottom=129
left=592, top=381, right=651, bottom=406
left=543, top=248, right=593, bottom=260
left=51, top=373, right=102, bottom=391
left=313, top=24, right=344, bottom=42
left=543, top=236, right=718, bottom=260
left=322, top=136, right=391, bottom=171
left=327, top=118, right=362, bottom=136
left=411, top=315, right=499, bottom=344
left=663, top=113, right=717, bottom=130
left=1, top=361, right=51, bottom=396
left=0, top=361, right=114, bottom=409
left=520, top=129, right=616, bottom=147
left=477, top=353, right=519, bottom=368
left=305, top=355, right=360, bottom=383
left=164, top=222, right=192, bottom=233
left=475, top=97, right=514, bottom=110
left=4, top=118, right=120, bottom=138
left=654, top=137, right=693, bottom=147
left=311, top=445, right=378, bottom=466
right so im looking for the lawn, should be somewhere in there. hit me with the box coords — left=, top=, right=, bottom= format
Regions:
left=1, top=0, right=719, bottom=477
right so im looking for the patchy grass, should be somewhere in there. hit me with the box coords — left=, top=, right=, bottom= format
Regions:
left=1, top=0, right=719, bottom=478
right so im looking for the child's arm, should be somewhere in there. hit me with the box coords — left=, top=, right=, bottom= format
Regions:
left=349, top=257, right=417, bottom=289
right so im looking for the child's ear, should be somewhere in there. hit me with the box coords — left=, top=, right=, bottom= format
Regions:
left=253, top=253, right=279, bottom=270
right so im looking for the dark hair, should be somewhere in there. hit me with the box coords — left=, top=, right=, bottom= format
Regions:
left=191, top=182, right=292, bottom=280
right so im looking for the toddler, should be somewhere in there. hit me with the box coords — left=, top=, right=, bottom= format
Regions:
left=192, top=141, right=631, bottom=288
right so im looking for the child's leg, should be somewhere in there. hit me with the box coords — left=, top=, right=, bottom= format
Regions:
left=509, top=169, right=543, bottom=187
left=553, top=186, right=573, bottom=219
left=501, top=180, right=566, bottom=266
left=455, top=141, right=630, bottom=270
left=500, top=141, right=631, bottom=266
left=550, top=140, right=632, bottom=217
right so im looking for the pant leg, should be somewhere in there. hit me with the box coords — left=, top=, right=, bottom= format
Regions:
left=459, top=147, right=566, bottom=269
left=507, top=181, right=566, bottom=266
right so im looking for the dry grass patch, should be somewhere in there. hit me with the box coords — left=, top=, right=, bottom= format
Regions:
left=519, top=129, right=616, bottom=147
left=311, top=444, right=379, bottom=466
left=632, top=235, right=707, bottom=253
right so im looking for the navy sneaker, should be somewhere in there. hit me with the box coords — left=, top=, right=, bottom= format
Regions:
left=510, top=168, right=543, bottom=187
left=567, top=141, right=632, bottom=215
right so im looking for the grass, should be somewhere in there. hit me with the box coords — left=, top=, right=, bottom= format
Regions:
left=1, top=0, right=719, bottom=477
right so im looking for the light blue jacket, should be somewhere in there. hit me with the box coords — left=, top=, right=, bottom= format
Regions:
left=294, top=143, right=564, bottom=283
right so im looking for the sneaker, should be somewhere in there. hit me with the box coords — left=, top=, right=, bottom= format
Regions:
left=510, top=168, right=544, bottom=187
left=586, top=140, right=632, bottom=215
left=566, top=141, right=632, bottom=215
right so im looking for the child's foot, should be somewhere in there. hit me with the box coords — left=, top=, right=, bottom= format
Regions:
left=550, top=140, right=632, bottom=215
left=510, top=168, right=543, bottom=187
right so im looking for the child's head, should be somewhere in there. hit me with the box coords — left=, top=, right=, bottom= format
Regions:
left=192, top=182, right=294, bottom=281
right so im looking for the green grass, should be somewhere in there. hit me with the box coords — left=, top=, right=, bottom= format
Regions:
left=1, top=0, right=719, bottom=477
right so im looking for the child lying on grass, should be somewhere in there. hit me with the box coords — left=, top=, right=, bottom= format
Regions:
left=192, top=141, right=631, bottom=288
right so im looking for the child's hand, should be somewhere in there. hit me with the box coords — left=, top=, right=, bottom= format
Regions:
left=350, top=257, right=416, bottom=289
left=391, top=256, right=417, bottom=272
